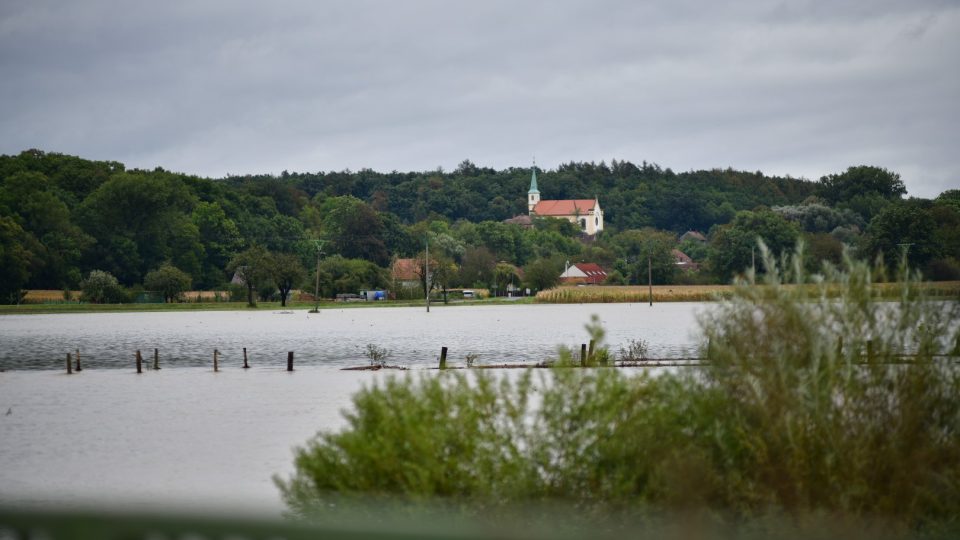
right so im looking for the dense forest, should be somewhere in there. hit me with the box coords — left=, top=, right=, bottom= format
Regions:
left=1, top=149, right=958, bottom=303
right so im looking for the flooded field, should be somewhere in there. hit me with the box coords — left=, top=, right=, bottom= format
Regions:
left=0, top=303, right=710, bottom=515
left=0, top=303, right=709, bottom=371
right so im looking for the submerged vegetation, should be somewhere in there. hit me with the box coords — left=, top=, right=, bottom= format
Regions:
left=276, top=247, right=960, bottom=534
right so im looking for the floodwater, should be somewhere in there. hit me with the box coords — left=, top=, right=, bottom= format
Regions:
left=0, top=303, right=709, bottom=371
left=0, top=303, right=710, bottom=515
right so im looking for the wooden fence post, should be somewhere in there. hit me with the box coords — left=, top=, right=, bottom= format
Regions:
left=75, top=349, right=82, bottom=372
left=66, top=353, right=72, bottom=374
left=243, top=347, right=250, bottom=369
left=587, top=340, right=596, bottom=365
left=439, top=347, right=448, bottom=370
left=287, top=351, right=294, bottom=372
left=153, top=348, right=160, bottom=370
left=580, top=344, right=587, bottom=367
left=214, top=349, right=219, bottom=372
left=136, top=350, right=142, bottom=374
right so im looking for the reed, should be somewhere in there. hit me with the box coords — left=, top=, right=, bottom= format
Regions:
left=536, top=281, right=960, bottom=304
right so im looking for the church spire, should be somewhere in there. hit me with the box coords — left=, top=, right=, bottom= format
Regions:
left=528, top=157, right=541, bottom=213
left=529, top=157, right=540, bottom=194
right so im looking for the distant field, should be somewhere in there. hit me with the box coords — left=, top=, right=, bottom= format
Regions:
left=536, top=281, right=960, bottom=303
left=536, top=285, right=735, bottom=303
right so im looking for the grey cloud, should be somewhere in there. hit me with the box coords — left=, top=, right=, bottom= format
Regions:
left=1, top=1, right=957, bottom=197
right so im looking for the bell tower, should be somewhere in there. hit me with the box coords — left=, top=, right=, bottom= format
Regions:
left=528, top=158, right=541, bottom=214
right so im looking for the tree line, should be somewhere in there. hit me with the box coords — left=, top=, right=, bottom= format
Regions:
left=1, top=150, right=957, bottom=304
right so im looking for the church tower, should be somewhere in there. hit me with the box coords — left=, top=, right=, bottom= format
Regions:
left=528, top=159, right=541, bottom=213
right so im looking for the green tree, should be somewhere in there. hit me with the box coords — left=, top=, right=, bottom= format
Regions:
left=864, top=201, right=939, bottom=270
left=320, top=196, right=389, bottom=266
left=192, top=201, right=242, bottom=287
left=270, top=252, right=307, bottom=307
left=144, top=263, right=192, bottom=303
left=77, top=170, right=196, bottom=284
left=492, top=262, right=519, bottom=296
left=227, top=245, right=273, bottom=307
left=609, top=228, right=677, bottom=284
left=458, top=246, right=496, bottom=288
left=0, top=171, right=92, bottom=288
left=523, top=256, right=563, bottom=293
left=0, top=216, right=32, bottom=303
left=316, top=256, right=389, bottom=298
left=80, top=269, right=124, bottom=304
left=817, top=166, right=906, bottom=221
left=708, top=210, right=800, bottom=281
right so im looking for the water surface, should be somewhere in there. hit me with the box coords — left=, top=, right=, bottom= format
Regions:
left=1, top=303, right=709, bottom=370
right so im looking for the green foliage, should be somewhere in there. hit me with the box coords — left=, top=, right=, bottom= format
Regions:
left=458, top=246, right=496, bottom=288
left=364, top=344, right=391, bottom=367
left=617, top=339, right=649, bottom=363
left=270, top=251, right=307, bottom=307
left=522, top=257, right=563, bottom=292
left=864, top=200, right=940, bottom=270
left=320, top=196, right=390, bottom=266
left=227, top=245, right=272, bottom=307
left=610, top=228, right=677, bottom=284
left=773, top=202, right=864, bottom=233
left=0, top=215, right=32, bottom=303
left=143, top=263, right=192, bottom=303
left=317, top=255, right=389, bottom=298
left=277, top=249, right=960, bottom=531
left=8, top=150, right=960, bottom=294
left=80, top=269, right=125, bottom=303
left=492, top=262, right=519, bottom=296
left=817, top=165, right=906, bottom=222
left=708, top=209, right=800, bottom=281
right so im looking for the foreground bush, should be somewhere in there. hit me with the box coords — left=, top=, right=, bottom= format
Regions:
left=276, top=247, right=960, bottom=533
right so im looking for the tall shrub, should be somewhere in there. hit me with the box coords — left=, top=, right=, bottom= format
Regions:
left=80, top=269, right=124, bottom=303
left=276, top=245, right=960, bottom=532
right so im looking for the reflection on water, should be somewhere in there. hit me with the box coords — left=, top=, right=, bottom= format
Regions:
left=0, top=303, right=710, bottom=371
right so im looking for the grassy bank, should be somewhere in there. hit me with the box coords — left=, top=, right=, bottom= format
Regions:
left=0, top=296, right=533, bottom=315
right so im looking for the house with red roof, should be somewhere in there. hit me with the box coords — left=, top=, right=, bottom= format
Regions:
left=559, top=262, right=608, bottom=285
left=391, top=258, right=421, bottom=288
left=526, top=161, right=604, bottom=235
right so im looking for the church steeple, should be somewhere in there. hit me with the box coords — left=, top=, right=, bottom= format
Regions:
left=528, top=158, right=541, bottom=213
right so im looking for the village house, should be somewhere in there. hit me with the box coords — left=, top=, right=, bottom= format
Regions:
left=559, top=262, right=608, bottom=285
left=526, top=161, right=604, bottom=235
left=672, top=249, right=699, bottom=272
left=679, top=230, right=707, bottom=243
left=391, top=258, right=421, bottom=289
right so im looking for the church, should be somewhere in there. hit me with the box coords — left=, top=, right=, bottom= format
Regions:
left=527, top=162, right=604, bottom=235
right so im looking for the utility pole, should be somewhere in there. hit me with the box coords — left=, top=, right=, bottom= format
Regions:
left=648, top=254, right=653, bottom=307
left=425, top=235, right=430, bottom=313
left=310, top=240, right=325, bottom=313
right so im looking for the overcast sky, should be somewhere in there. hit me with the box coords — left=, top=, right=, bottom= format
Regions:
left=1, top=1, right=957, bottom=197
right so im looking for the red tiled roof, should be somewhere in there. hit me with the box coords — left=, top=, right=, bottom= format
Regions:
left=532, top=199, right=597, bottom=216
left=573, top=262, right=606, bottom=276
left=391, top=258, right=419, bottom=281
left=561, top=262, right=607, bottom=285
left=672, top=249, right=693, bottom=264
